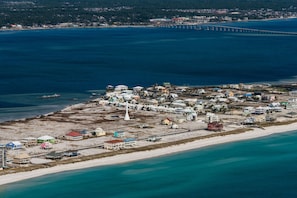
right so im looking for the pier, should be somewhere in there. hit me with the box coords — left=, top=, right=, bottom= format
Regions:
left=160, top=24, right=297, bottom=36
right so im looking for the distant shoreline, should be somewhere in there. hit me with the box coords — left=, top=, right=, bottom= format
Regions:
left=0, top=24, right=156, bottom=33
left=1, top=17, right=296, bottom=33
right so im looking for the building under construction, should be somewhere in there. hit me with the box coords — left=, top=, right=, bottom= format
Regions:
left=207, top=122, right=223, bottom=131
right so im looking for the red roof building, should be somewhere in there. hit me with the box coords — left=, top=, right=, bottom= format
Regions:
left=207, top=122, right=223, bottom=131
left=65, top=131, right=83, bottom=141
left=104, top=140, right=124, bottom=150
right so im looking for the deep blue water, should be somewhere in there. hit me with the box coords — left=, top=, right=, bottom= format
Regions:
left=1, top=19, right=297, bottom=197
left=1, top=130, right=297, bottom=198
left=1, top=18, right=297, bottom=121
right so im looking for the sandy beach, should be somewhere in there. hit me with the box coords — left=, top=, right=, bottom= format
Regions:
left=1, top=122, right=296, bottom=186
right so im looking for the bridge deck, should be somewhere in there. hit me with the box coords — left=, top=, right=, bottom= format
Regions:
left=160, top=24, right=297, bottom=36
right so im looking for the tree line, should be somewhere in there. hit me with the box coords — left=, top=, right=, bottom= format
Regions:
left=0, top=0, right=296, bottom=27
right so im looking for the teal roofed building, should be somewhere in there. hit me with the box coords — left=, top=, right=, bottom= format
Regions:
left=113, top=131, right=125, bottom=138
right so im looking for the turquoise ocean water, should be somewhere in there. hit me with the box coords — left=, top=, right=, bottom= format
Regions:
left=1, top=130, right=297, bottom=198
left=1, top=19, right=297, bottom=197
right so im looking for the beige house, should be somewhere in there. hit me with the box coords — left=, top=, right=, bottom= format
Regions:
left=161, top=118, right=173, bottom=125
left=21, top=137, right=37, bottom=147
left=94, top=127, right=106, bottom=137
left=13, top=152, right=31, bottom=164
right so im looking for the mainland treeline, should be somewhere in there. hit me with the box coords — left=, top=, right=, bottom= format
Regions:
left=0, top=0, right=296, bottom=26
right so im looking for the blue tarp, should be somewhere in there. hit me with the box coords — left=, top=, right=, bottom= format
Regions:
left=124, top=138, right=136, bottom=142
left=6, top=142, right=22, bottom=149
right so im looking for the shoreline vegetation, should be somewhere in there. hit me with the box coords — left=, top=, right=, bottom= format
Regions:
left=2, top=82, right=297, bottom=186
left=0, top=16, right=296, bottom=33
left=1, top=0, right=297, bottom=30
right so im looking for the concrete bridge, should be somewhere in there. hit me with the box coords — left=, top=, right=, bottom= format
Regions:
left=160, top=24, right=297, bottom=36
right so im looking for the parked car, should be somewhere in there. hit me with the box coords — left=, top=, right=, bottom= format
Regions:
left=64, top=150, right=79, bottom=157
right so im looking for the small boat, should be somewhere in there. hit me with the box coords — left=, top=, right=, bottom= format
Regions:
left=41, top=93, right=61, bottom=99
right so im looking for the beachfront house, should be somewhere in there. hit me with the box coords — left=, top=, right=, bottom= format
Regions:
left=155, top=85, right=168, bottom=94
left=229, top=84, right=240, bottom=89
left=21, top=137, right=37, bottom=147
left=6, top=141, right=22, bottom=150
left=240, top=84, right=253, bottom=90
left=94, top=127, right=106, bottom=137
left=104, top=140, right=124, bottom=150
left=243, top=117, right=256, bottom=125
left=114, top=85, right=128, bottom=92
left=133, top=86, right=144, bottom=93
left=286, top=98, right=297, bottom=110
left=80, top=130, right=93, bottom=138
left=123, top=138, right=137, bottom=148
left=113, top=131, right=125, bottom=138
left=289, top=90, right=297, bottom=96
left=37, top=135, right=56, bottom=143
left=65, top=131, right=83, bottom=141
left=205, top=113, right=219, bottom=123
left=262, top=95, right=276, bottom=102
left=253, top=107, right=266, bottom=115
left=13, top=152, right=31, bottom=164
left=243, top=106, right=255, bottom=115
left=254, top=114, right=266, bottom=123
left=40, top=142, right=53, bottom=149
left=207, top=122, right=223, bottom=131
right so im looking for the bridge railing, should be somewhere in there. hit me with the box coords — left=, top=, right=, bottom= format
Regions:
left=159, top=24, right=297, bottom=36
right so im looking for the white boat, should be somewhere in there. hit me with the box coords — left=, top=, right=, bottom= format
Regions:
left=41, top=93, right=61, bottom=99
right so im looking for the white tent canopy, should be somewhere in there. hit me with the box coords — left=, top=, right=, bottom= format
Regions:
left=37, top=135, right=55, bottom=143
left=37, top=135, right=55, bottom=141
